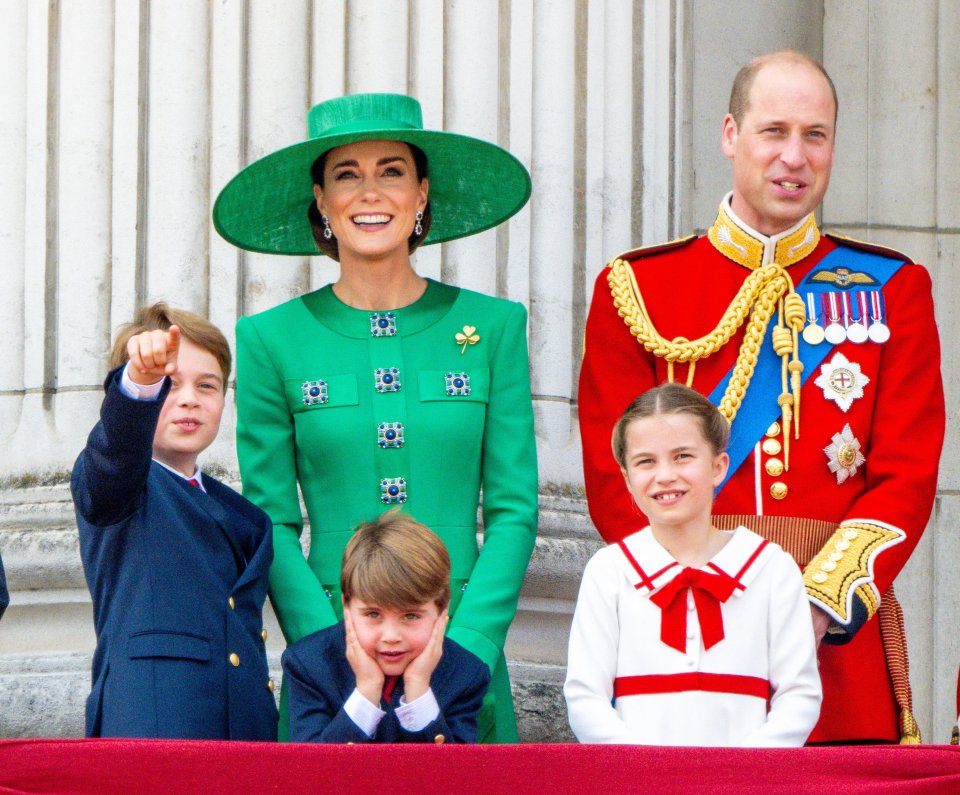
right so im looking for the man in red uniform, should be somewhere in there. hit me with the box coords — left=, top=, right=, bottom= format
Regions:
left=578, top=50, right=944, bottom=743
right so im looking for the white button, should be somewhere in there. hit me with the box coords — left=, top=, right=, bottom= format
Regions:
left=686, top=629, right=696, bottom=639
left=686, top=658, right=696, bottom=668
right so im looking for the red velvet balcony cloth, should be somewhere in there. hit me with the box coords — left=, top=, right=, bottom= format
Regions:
left=1, top=739, right=959, bottom=794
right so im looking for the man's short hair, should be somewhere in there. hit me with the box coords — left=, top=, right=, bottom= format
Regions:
left=341, top=510, right=451, bottom=611
left=728, top=50, right=838, bottom=127
left=109, top=302, right=232, bottom=388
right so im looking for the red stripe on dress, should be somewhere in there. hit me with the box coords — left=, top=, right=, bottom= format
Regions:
left=706, top=538, right=771, bottom=592
left=617, top=540, right=680, bottom=591
left=617, top=540, right=655, bottom=591
left=613, top=672, right=770, bottom=700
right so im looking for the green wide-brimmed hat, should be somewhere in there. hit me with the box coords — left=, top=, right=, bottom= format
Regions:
left=212, top=93, right=532, bottom=255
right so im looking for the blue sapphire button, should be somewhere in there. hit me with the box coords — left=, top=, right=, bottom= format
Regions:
left=377, top=422, right=404, bottom=448
left=380, top=477, right=407, bottom=504
left=445, top=371, right=471, bottom=396
left=375, top=367, right=401, bottom=393
left=370, top=312, right=397, bottom=337
left=301, top=379, right=328, bottom=406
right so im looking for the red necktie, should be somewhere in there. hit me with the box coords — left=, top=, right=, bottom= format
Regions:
left=649, top=567, right=738, bottom=653
left=187, top=478, right=201, bottom=489
left=382, top=675, right=399, bottom=705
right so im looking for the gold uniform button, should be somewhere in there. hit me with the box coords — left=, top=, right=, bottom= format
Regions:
left=769, top=482, right=788, bottom=500
left=228, top=597, right=235, bottom=610
left=766, top=422, right=781, bottom=438
left=433, top=734, right=446, bottom=744
left=764, top=458, right=784, bottom=477
left=811, top=571, right=828, bottom=584
left=843, top=528, right=859, bottom=541
left=836, top=539, right=851, bottom=551
left=829, top=551, right=843, bottom=562
left=229, top=653, right=240, bottom=667
left=820, top=560, right=837, bottom=573
left=261, top=628, right=268, bottom=642
left=267, top=679, right=275, bottom=692
left=762, top=438, right=782, bottom=456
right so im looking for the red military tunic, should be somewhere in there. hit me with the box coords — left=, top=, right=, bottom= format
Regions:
left=578, top=196, right=944, bottom=743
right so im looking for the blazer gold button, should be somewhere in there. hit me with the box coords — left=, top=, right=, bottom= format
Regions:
left=228, top=597, right=235, bottom=610
left=769, top=482, right=788, bottom=500
left=229, top=653, right=240, bottom=667
left=764, top=458, right=784, bottom=477
left=267, top=679, right=274, bottom=692
left=433, top=734, right=445, bottom=744
left=765, top=422, right=781, bottom=438
left=811, top=571, right=828, bottom=584
left=762, top=438, right=782, bottom=456
left=261, top=628, right=268, bottom=641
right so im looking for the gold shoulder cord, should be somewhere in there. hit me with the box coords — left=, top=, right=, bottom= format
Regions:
left=607, top=258, right=806, bottom=466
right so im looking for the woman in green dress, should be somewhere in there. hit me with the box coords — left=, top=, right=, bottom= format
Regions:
left=213, top=94, right=537, bottom=742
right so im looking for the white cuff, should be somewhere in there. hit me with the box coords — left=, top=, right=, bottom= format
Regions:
left=120, top=364, right=165, bottom=401
left=344, top=687, right=386, bottom=738
left=396, top=688, right=440, bottom=732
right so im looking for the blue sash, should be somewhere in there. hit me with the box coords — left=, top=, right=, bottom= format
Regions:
left=709, top=246, right=907, bottom=490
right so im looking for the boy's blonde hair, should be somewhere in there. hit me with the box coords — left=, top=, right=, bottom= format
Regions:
left=109, top=302, right=232, bottom=390
left=341, top=510, right=451, bottom=611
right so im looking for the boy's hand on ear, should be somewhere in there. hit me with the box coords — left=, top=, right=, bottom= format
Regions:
left=126, top=326, right=181, bottom=386
left=344, top=609, right=384, bottom=705
left=402, top=608, right=448, bottom=702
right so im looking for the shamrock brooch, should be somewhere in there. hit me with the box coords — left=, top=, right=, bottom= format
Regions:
left=455, top=325, right=480, bottom=354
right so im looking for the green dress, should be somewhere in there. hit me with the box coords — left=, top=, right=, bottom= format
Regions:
left=235, top=279, right=538, bottom=742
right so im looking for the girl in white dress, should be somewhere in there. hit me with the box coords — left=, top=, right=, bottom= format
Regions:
left=565, top=383, right=821, bottom=746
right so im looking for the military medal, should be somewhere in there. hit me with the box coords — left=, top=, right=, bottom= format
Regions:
left=823, top=293, right=846, bottom=345
left=823, top=423, right=865, bottom=484
left=845, top=292, right=868, bottom=344
left=814, top=352, right=870, bottom=412
left=868, top=291, right=890, bottom=343
left=802, top=292, right=825, bottom=345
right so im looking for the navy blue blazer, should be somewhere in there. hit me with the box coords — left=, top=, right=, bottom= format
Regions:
left=283, top=622, right=490, bottom=743
left=72, top=368, right=278, bottom=740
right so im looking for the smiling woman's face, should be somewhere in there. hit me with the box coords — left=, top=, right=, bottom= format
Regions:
left=314, top=139, right=428, bottom=263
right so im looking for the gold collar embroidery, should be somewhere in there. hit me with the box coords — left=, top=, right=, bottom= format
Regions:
left=707, top=197, right=820, bottom=270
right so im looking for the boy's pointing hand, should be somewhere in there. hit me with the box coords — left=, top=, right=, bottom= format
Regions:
left=127, top=326, right=181, bottom=385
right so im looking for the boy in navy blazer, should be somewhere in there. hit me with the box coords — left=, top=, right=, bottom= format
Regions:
left=282, top=511, right=490, bottom=743
left=72, top=303, right=278, bottom=740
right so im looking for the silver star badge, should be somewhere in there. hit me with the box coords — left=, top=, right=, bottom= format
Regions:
left=824, top=423, right=866, bottom=484
left=814, top=352, right=870, bottom=412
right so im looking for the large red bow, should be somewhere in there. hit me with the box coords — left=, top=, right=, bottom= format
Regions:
left=648, top=567, right=738, bottom=653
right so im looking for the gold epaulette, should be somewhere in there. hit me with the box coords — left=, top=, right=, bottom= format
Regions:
left=824, top=232, right=914, bottom=265
left=609, top=234, right=698, bottom=266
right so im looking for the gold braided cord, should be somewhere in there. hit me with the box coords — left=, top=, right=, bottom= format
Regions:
left=608, top=258, right=804, bottom=431
left=879, top=587, right=922, bottom=744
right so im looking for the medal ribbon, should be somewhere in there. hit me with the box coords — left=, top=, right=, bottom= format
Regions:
left=709, top=245, right=907, bottom=490
left=649, top=567, right=739, bottom=653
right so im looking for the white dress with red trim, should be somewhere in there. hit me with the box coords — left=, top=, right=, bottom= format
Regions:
left=564, top=526, right=821, bottom=746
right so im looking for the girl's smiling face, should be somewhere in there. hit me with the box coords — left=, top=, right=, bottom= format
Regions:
left=619, top=413, right=729, bottom=535
left=314, top=139, right=428, bottom=264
